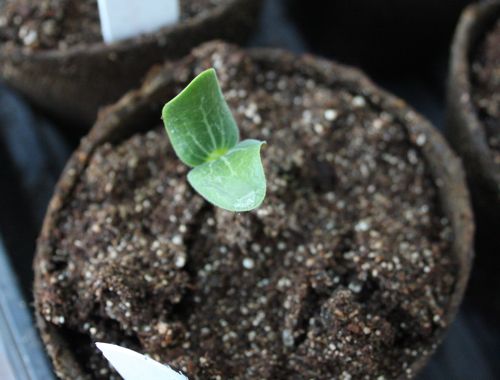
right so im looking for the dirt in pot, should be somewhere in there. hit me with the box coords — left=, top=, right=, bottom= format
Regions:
left=37, top=45, right=457, bottom=379
left=0, top=0, right=227, bottom=51
left=471, top=17, right=500, bottom=165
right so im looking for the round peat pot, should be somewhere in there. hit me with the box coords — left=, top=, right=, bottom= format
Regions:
left=446, top=0, right=500, bottom=226
left=0, top=0, right=262, bottom=130
left=288, top=0, right=471, bottom=76
left=34, top=41, right=473, bottom=379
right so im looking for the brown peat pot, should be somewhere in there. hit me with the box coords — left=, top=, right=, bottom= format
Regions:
left=34, top=41, right=473, bottom=379
left=0, top=0, right=262, bottom=129
left=446, top=0, right=500, bottom=226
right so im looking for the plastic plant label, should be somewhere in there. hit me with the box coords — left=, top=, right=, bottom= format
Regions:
left=97, top=0, right=180, bottom=44
left=96, top=343, right=188, bottom=380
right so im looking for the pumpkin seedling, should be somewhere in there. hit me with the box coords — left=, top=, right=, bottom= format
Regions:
left=162, top=68, right=267, bottom=212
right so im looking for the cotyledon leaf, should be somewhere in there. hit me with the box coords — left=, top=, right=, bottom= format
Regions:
left=162, top=68, right=239, bottom=167
left=187, top=139, right=266, bottom=212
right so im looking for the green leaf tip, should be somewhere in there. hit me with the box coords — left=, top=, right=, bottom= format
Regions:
left=162, top=68, right=239, bottom=167
left=162, top=68, right=267, bottom=212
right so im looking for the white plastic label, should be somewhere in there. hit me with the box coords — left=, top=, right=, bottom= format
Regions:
left=97, top=0, right=180, bottom=44
left=96, top=343, right=188, bottom=380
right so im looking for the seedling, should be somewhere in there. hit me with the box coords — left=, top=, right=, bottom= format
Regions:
left=162, top=68, right=267, bottom=212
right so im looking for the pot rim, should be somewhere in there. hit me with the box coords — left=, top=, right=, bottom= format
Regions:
left=34, top=41, right=474, bottom=380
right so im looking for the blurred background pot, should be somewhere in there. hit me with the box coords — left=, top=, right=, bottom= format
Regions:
left=288, top=0, right=472, bottom=78
left=34, top=41, right=473, bottom=379
left=446, top=0, right=500, bottom=226
left=446, top=0, right=500, bottom=319
left=0, top=0, right=263, bottom=131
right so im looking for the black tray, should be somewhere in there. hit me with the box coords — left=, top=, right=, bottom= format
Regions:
left=0, top=1, right=499, bottom=379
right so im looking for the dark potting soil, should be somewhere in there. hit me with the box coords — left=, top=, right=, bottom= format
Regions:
left=37, top=44, right=456, bottom=379
left=0, top=0, right=227, bottom=51
left=471, top=17, right=500, bottom=166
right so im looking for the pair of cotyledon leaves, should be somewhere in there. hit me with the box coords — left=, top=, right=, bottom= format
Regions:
left=162, top=68, right=266, bottom=212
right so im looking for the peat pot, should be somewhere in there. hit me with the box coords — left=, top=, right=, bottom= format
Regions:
left=0, top=0, right=262, bottom=129
left=34, top=41, right=473, bottom=379
left=446, top=0, right=500, bottom=226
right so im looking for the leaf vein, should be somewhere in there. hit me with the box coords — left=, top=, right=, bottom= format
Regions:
left=199, top=98, right=218, bottom=152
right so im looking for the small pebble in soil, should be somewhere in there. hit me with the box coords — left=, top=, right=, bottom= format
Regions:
left=242, top=258, right=255, bottom=270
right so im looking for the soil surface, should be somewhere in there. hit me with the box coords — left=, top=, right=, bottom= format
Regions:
left=0, top=0, right=226, bottom=51
left=37, top=44, right=456, bottom=379
left=471, top=17, right=500, bottom=166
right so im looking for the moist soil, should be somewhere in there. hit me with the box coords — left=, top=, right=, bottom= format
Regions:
left=471, top=17, right=500, bottom=166
left=36, top=44, right=457, bottom=379
left=0, top=0, right=226, bottom=51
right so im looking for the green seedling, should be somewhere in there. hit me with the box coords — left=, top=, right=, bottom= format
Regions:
left=162, top=68, right=266, bottom=212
